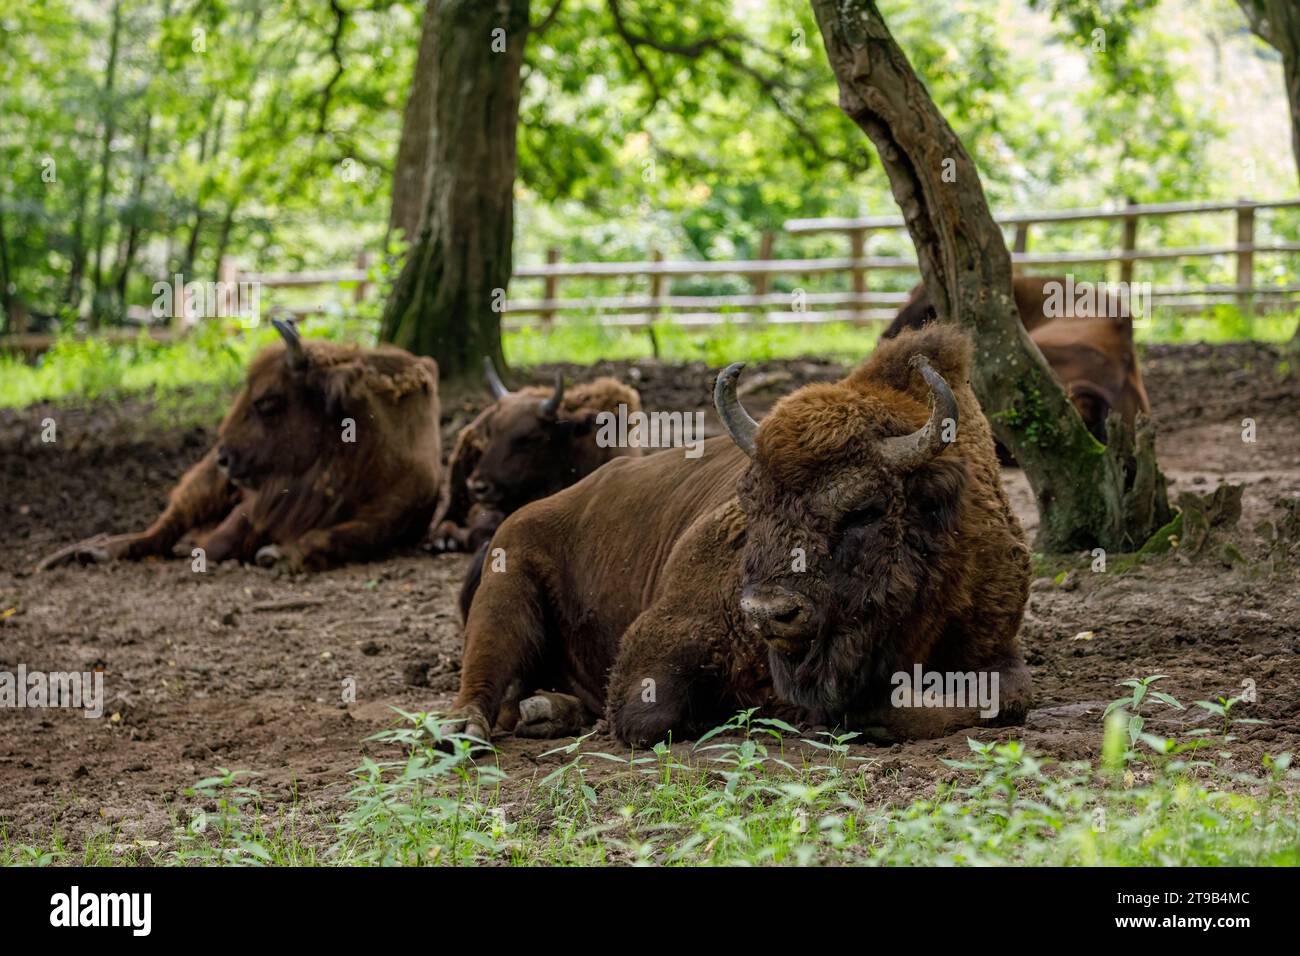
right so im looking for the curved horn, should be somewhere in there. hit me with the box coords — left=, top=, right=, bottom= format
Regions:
left=713, top=362, right=759, bottom=458
left=484, top=356, right=511, bottom=400
left=539, top=370, right=565, bottom=418
left=272, top=318, right=307, bottom=372
left=879, top=354, right=959, bottom=471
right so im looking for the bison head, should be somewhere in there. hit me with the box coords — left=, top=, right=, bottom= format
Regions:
left=215, top=320, right=349, bottom=488
left=467, top=358, right=598, bottom=512
left=715, top=356, right=969, bottom=714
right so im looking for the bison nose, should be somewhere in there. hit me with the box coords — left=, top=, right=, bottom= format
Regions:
left=740, top=586, right=813, bottom=643
left=467, top=476, right=494, bottom=500
left=216, top=446, right=232, bottom=472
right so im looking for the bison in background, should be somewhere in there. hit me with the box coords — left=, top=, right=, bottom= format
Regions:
left=429, top=358, right=642, bottom=554
left=38, top=320, right=441, bottom=572
left=883, top=275, right=1151, bottom=445
left=445, top=325, right=1032, bottom=747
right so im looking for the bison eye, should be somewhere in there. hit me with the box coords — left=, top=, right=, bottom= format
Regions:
left=254, top=394, right=286, bottom=417
left=842, top=503, right=886, bottom=529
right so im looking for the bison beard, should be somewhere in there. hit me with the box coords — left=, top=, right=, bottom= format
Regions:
left=38, top=321, right=442, bottom=572
left=447, top=325, right=1033, bottom=746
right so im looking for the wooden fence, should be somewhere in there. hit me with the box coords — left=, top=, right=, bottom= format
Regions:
left=4, top=197, right=1300, bottom=354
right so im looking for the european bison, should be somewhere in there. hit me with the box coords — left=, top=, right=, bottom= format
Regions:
left=38, top=321, right=441, bottom=572
left=446, top=326, right=1032, bottom=746
left=884, top=275, right=1150, bottom=443
left=429, top=358, right=642, bottom=553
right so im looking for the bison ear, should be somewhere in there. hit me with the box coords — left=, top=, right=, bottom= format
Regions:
left=904, top=456, right=968, bottom=539
left=554, top=411, right=597, bottom=439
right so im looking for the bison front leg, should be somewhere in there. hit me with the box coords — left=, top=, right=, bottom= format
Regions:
left=38, top=448, right=236, bottom=570
left=851, top=657, right=1033, bottom=742
left=605, top=611, right=732, bottom=748
left=445, top=549, right=557, bottom=743
left=259, top=509, right=406, bottom=571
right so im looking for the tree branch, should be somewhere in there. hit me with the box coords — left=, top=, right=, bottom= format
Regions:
left=532, top=0, right=564, bottom=38
left=318, top=0, right=348, bottom=134
left=603, top=0, right=867, bottom=171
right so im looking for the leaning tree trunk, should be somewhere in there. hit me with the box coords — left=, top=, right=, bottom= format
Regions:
left=810, top=0, right=1170, bottom=553
left=381, top=0, right=528, bottom=386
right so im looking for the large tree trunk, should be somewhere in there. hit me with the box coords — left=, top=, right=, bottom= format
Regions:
left=380, top=0, right=529, bottom=386
left=387, top=0, right=440, bottom=248
left=810, top=0, right=1170, bottom=553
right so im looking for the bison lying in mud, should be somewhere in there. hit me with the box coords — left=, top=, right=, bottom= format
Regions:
left=429, top=358, right=642, bottom=553
left=39, top=321, right=441, bottom=572
left=884, top=275, right=1151, bottom=444
left=446, top=326, right=1032, bottom=746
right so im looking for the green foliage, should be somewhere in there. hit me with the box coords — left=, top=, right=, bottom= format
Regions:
left=6, top=696, right=1298, bottom=866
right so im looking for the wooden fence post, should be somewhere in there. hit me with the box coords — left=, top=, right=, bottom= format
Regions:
left=1012, top=223, right=1030, bottom=275
left=753, top=230, right=774, bottom=303
left=850, top=228, right=867, bottom=319
left=354, top=249, right=373, bottom=304
left=1119, top=198, right=1138, bottom=286
left=1236, top=199, right=1255, bottom=324
left=647, top=248, right=664, bottom=355
left=218, top=254, right=239, bottom=322
left=541, top=246, right=560, bottom=328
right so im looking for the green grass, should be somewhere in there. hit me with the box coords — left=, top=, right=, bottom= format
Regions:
left=6, top=687, right=1296, bottom=867
left=4, top=307, right=1294, bottom=411
left=505, top=315, right=884, bottom=367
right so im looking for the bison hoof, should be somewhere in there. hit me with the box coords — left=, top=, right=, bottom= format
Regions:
left=254, top=545, right=284, bottom=569
left=37, top=534, right=127, bottom=571
left=514, top=691, right=589, bottom=739
left=426, top=522, right=463, bottom=554
left=437, top=706, right=493, bottom=749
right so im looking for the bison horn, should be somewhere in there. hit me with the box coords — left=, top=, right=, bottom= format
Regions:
left=714, top=362, right=759, bottom=458
left=484, top=356, right=511, bottom=400
left=539, top=371, right=565, bottom=418
left=878, top=354, right=959, bottom=471
left=272, top=318, right=307, bottom=372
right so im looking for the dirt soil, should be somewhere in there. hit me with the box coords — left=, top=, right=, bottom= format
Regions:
left=1, top=341, right=1298, bottom=853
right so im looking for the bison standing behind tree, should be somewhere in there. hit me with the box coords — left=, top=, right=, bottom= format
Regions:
left=884, top=275, right=1151, bottom=446
left=446, top=325, right=1032, bottom=746
left=429, top=358, right=642, bottom=554
left=38, top=321, right=442, bottom=572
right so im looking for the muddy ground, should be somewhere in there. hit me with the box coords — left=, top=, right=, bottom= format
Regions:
left=1, top=341, right=1298, bottom=854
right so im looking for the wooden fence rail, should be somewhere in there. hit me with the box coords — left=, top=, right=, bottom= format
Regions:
left=4, top=198, right=1300, bottom=354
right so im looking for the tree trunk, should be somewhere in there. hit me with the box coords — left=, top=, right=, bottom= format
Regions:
left=65, top=176, right=91, bottom=311
left=809, top=0, right=1170, bottom=553
left=0, top=209, right=13, bottom=334
left=113, top=112, right=154, bottom=310
left=387, top=0, right=440, bottom=248
left=89, top=0, right=124, bottom=329
left=380, top=0, right=529, bottom=386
